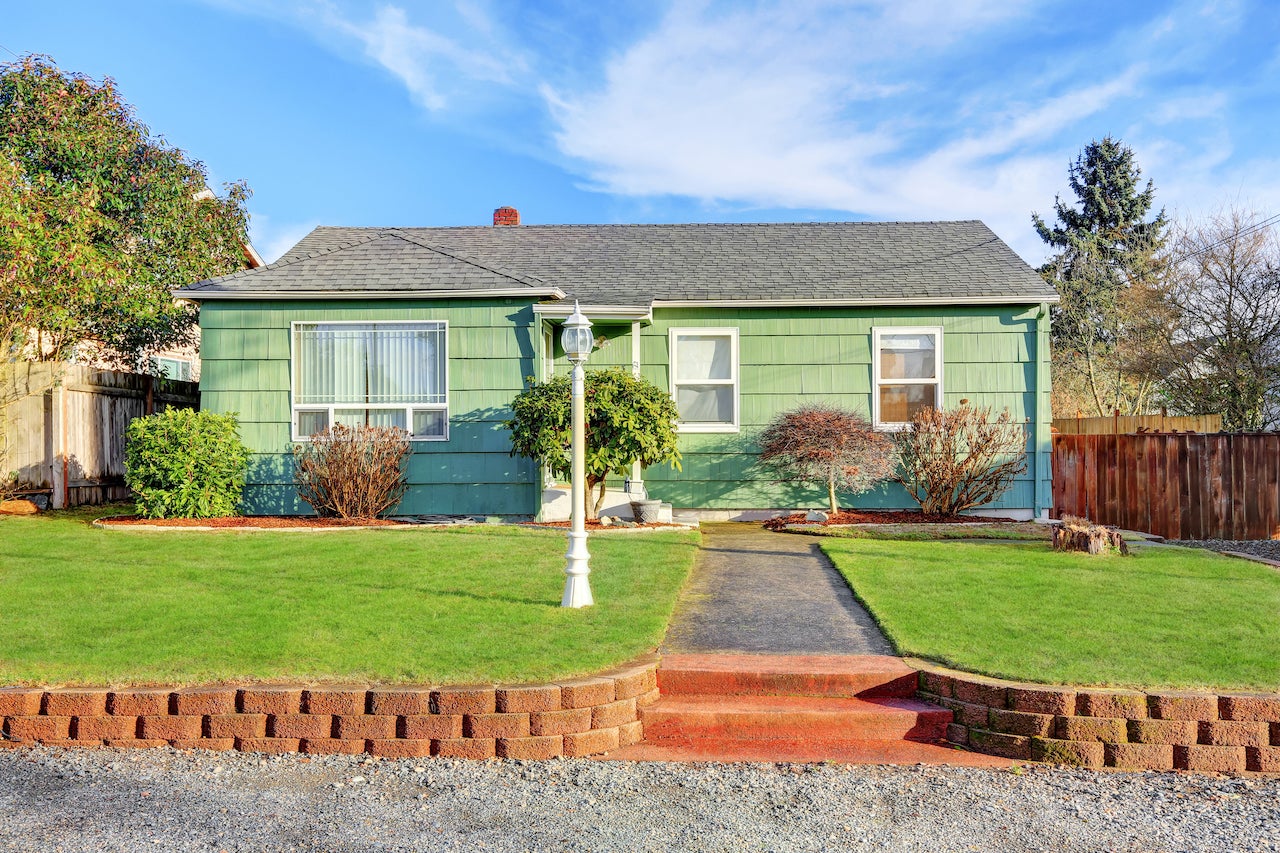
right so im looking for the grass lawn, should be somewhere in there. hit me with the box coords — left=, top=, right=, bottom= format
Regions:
left=823, top=538, right=1280, bottom=691
left=0, top=508, right=700, bottom=687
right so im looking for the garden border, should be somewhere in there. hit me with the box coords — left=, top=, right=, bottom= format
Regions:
left=0, top=657, right=659, bottom=760
left=914, top=661, right=1280, bottom=773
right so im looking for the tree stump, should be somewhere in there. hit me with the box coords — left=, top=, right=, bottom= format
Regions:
left=1052, top=515, right=1129, bottom=555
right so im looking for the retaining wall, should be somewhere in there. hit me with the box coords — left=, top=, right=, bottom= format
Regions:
left=918, top=664, right=1280, bottom=773
left=0, top=658, right=658, bottom=760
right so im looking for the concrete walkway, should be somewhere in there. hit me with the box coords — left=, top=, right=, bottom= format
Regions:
left=661, top=523, right=894, bottom=655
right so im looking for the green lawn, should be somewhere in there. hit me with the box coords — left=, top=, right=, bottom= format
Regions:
left=823, top=538, right=1280, bottom=691
left=0, top=508, right=699, bottom=687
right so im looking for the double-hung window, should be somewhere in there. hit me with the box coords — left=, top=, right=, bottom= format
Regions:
left=670, top=328, right=738, bottom=432
left=291, top=321, right=448, bottom=441
left=873, top=327, right=943, bottom=430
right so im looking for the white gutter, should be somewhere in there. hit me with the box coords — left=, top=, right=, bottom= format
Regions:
left=652, top=295, right=1059, bottom=307
left=172, top=287, right=567, bottom=301
left=532, top=303, right=653, bottom=322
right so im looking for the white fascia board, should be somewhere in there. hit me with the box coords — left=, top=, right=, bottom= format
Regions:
left=532, top=303, right=652, bottom=322
left=652, top=294, right=1060, bottom=307
left=172, top=287, right=567, bottom=301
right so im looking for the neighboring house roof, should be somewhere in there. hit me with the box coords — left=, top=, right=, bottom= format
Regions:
left=175, top=220, right=1057, bottom=306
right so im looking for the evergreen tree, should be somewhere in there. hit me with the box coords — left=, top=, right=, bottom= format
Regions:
left=1033, top=137, right=1170, bottom=416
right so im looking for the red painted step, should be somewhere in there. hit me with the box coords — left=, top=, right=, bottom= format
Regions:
left=658, top=653, right=919, bottom=699
left=603, top=737, right=1014, bottom=767
left=642, top=695, right=950, bottom=743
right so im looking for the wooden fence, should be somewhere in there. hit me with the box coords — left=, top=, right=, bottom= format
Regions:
left=1, top=363, right=199, bottom=508
left=1052, top=432, right=1280, bottom=540
left=1052, top=413, right=1222, bottom=435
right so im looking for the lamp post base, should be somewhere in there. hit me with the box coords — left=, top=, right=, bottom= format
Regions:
left=561, top=530, right=594, bottom=608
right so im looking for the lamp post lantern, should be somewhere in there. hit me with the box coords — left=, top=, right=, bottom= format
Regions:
left=560, top=302, right=594, bottom=608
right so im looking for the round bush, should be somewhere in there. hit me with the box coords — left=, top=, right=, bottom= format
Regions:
left=124, top=408, right=250, bottom=518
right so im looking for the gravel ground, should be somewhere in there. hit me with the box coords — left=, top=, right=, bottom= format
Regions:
left=1, top=746, right=1278, bottom=851
left=1168, top=540, right=1280, bottom=561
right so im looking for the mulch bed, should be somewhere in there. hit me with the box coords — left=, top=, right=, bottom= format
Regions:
left=762, top=509, right=1017, bottom=531
left=98, top=515, right=404, bottom=528
left=520, top=520, right=686, bottom=530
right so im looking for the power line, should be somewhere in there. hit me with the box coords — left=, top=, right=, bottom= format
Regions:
left=0, top=43, right=21, bottom=60
left=1168, top=211, right=1280, bottom=267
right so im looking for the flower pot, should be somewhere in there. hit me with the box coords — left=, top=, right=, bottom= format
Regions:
left=630, top=499, right=663, bottom=524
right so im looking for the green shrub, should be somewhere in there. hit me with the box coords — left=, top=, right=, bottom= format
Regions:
left=125, top=408, right=250, bottom=518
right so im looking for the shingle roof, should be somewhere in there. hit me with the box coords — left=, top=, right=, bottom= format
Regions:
left=177, top=221, right=1056, bottom=305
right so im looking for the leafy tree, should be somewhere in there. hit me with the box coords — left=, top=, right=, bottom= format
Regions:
left=756, top=403, right=897, bottom=515
left=0, top=54, right=251, bottom=364
left=1033, top=137, right=1170, bottom=416
left=506, top=368, right=681, bottom=519
left=894, top=402, right=1027, bottom=516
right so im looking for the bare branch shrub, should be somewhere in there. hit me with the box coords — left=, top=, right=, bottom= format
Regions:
left=292, top=424, right=410, bottom=519
left=756, top=403, right=898, bottom=514
left=894, top=402, right=1028, bottom=516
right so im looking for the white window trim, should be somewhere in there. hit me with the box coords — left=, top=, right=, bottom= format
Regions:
left=872, top=326, right=944, bottom=431
left=669, top=327, right=740, bottom=433
left=289, top=319, right=450, bottom=443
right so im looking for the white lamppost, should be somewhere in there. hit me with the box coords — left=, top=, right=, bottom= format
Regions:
left=560, top=302, right=594, bottom=608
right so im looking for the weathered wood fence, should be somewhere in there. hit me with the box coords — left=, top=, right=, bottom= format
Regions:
left=1052, top=432, right=1280, bottom=540
left=1052, top=413, right=1223, bottom=435
left=1, top=364, right=199, bottom=508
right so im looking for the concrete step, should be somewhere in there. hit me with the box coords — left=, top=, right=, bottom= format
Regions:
left=601, top=737, right=1014, bottom=767
left=641, top=694, right=951, bottom=744
left=658, top=653, right=919, bottom=699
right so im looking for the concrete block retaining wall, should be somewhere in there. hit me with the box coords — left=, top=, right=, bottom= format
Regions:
left=0, top=659, right=658, bottom=760
left=918, top=665, right=1280, bottom=772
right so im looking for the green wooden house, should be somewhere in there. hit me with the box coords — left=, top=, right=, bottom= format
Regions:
left=176, top=209, right=1058, bottom=520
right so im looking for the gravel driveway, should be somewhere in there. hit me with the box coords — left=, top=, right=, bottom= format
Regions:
left=2, top=746, right=1277, bottom=851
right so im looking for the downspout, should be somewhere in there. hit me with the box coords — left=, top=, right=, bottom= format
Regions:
left=1034, top=302, right=1050, bottom=520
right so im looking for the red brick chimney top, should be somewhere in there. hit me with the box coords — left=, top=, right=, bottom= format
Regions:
left=493, top=206, right=520, bottom=226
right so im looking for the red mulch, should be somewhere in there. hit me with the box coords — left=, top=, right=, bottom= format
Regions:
left=762, top=509, right=1017, bottom=531
left=99, top=515, right=403, bottom=528
left=520, top=520, right=686, bottom=530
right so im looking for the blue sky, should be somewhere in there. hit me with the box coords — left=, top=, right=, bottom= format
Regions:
left=5, top=1, right=1278, bottom=264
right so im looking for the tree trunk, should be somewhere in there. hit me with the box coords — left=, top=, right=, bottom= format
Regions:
left=827, top=476, right=839, bottom=516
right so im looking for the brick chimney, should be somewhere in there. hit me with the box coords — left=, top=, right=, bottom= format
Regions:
left=493, top=206, right=520, bottom=226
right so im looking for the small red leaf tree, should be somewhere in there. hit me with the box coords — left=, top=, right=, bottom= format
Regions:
left=756, top=403, right=898, bottom=515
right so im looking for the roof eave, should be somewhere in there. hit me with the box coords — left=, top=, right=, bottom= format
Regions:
left=532, top=303, right=653, bottom=323
left=172, top=286, right=567, bottom=301
left=651, top=294, right=1060, bottom=308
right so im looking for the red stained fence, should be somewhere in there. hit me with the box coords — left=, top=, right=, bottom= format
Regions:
left=1052, top=433, right=1280, bottom=541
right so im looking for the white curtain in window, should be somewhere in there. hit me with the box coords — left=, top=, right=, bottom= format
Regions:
left=296, top=323, right=444, bottom=405
left=676, top=335, right=731, bottom=381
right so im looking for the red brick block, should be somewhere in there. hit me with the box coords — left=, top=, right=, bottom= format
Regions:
left=238, top=688, right=302, bottom=716
left=105, top=738, right=169, bottom=749
left=7, top=716, right=70, bottom=741
left=1106, top=742, right=1174, bottom=770
left=464, top=713, right=530, bottom=739
left=1198, top=720, right=1269, bottom=748
left=987, top=708, right=1054, bottom=737
left=918, top=670, right=956, bottom=700
left=41, top=738, right=103, bottom=748
left=335, top=715, right=395, bottom=741
left=236, top=737, right=301, bottom=754
left=592, top=698, right=637, bottom=730
left=401, top=715, right=462, bottom=740
left=1218, top=695, right=1280, bottom=723
left=1031, top=737, right=1104, bottom=768
left=0, top=688, right=42, bottom=716
left=43, top=690, right=108, bottom=717
left=530, top=708, right=592, bottom=737
left=171, top=738, right=235, bottom=752
left=302, top=689, right=366, bottom=716
left=1175, top=744, right=1246, bottom=773
left=173, top=688, right=236, bottom=716
left=497, top=735, right=563, bottom=760
left=431, top=688, right=496, bottom=716
left=1056, top=717, right=1127, bottom=743
left=618, top=720, right=643, bottom=747
left=139, top=715, right=202, bottom=741
left=611, top=665, right=657, bottom=701
left=301, top=738, right=368, bottom=756
left=1076, top=690, right=1147, bottom=720
left=433, top=737, right=495, bottom=759
left=367, top=689, right=430, bottom=716
left=945, top=723, right=968, bottom=745
left=559, top=678, right=614, bottom=709
left=1127, top=719, right=1197, bottom=745
left=108, top=689, right=171, bottom=716
left=940, top=699, right=988, bottom=728
left=73, top=715, right=138, bottom=740
left=1006, top=685, right=1076, bottom=717
left=269, top=714, right=332, bottom=740
left=952, top=678, right=1007, bottom=710
left=564, top=727, right=619, bottom=757
left=496, top=685, right=561, bottom=713
left=1246, top=746, right=1280, bottom=772
left=636, top=688, right=661, bottom=708
left=967, top=728, right=1031, bottom=760
left=1148, top=692, right=1218, bottom=721
left=207, top=714, right=267, bottom=740
left=368, top=739, right=432, bottom=758
left=0, top=739, right=30, bottom=750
